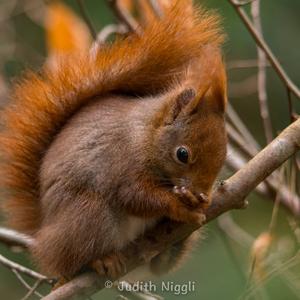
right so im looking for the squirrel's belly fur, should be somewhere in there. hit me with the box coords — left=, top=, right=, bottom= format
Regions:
left=118, top=216, right=159, bottom=249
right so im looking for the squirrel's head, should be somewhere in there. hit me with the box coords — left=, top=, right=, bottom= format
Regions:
left=151, top=53, right=227, bottom=204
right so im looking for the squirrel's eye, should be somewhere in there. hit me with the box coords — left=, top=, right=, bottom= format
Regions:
left=176, top=146, right=189, bottom=164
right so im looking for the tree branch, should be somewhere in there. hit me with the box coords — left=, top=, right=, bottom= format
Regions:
left=0, top=254, right=47, bottom=281
left=43, top=118, right=300, bottom=300
left=226, top=144, right=300, bottom=216
left=0, top=227, right=33, bottom=247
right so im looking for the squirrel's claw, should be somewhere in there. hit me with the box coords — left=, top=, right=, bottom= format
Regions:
left=170, top=186, right=207, bottom=225
left=173, top=186, right=199, bottom=208
left=52, top=277, right=69, bottom=290
left=91, top=252, right=126, bottom=279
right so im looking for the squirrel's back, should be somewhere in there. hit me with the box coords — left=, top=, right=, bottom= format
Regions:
left=0, top=1, right=224, bottom=234
left=40, top=94, right=147, bottom=204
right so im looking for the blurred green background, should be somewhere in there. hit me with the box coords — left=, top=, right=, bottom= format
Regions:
left=0, top=0, right=299, bottom=299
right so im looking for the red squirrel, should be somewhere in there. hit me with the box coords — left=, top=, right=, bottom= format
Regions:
left=0, top=1, right=227, bottom=279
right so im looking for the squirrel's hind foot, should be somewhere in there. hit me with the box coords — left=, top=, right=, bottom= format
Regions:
left=91, top=252, right=127, bottom=280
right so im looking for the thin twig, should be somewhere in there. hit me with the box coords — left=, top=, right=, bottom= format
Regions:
left=218, top=213, right=254, bottom=246
left=12, top=269, right=44, bottom=299
left=288, top=218, right=300, bottom=244
left=251, top=0, right=273, bottom=143
left=76, top=0, right=97, bottom=39
left=219, top=213, right=300, bottom=298
left=269, top=166, right=285, bottom=233
left=96, top=24, right=127, bottom=43
left=0, top=1, right=42, bottom=24
left=117, top=281, right=164, bottom=300
left=108, top=0, right=141, bottom=35
left=217, top=223, right=247, bottom=284
left=232, top=0, right=256, bottom=6
left=0, top=227, right=33, bottom=247
left=21, top=279, right=44, bottom=300
left=242, top=251, right=300, bottom=299
left=226, top=103, right=261, bottom=152
left=147, top=0, right=164, bottom=18
left=228, top=0, right=300, bottom=99
left=228, top=74, right=258, bottom=98
left=227, top=59, right=270, bottom=70
left=286, top=88, right=296, bottom=122
left=227, top=123, right=258, bottom=158
left=0, top=253, right=48, bottom=281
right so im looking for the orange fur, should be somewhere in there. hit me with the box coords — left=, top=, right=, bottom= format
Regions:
left=45, top=2, right=91, bottom=71
left=119, top=0, right=134, bottom=12
left=46, top=2, right=91, bottom=54
left=0, top=1, right=224, bottom=234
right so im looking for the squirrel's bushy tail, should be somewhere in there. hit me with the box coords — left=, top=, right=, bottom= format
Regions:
left=0, top=0, right=223, bottom=234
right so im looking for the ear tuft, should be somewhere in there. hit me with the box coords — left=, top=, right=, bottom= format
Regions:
left=172, top=88, right=196, bottom=120
left=177, top=88, right=196, bottom=107
left=163, top=88, right=196, bottom=125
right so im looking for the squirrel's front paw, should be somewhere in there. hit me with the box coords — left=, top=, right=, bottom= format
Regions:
left=169, top=186, right=206, bottom=225
left=173, top=186, right=210, bottom=209
left=90, top=252, right=126, bottom=279
left=173, top=186, right=199, bottom=208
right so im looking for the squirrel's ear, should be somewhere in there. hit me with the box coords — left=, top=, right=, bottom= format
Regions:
left=163, top=88, right=201, bottom=125
left=186, top=50, right=227, bottom=114
left=208, top=57, right=227, bottom=113
left=163, top=48, right=227, bottom=125
left=173, top=88, right=198, bottom=117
